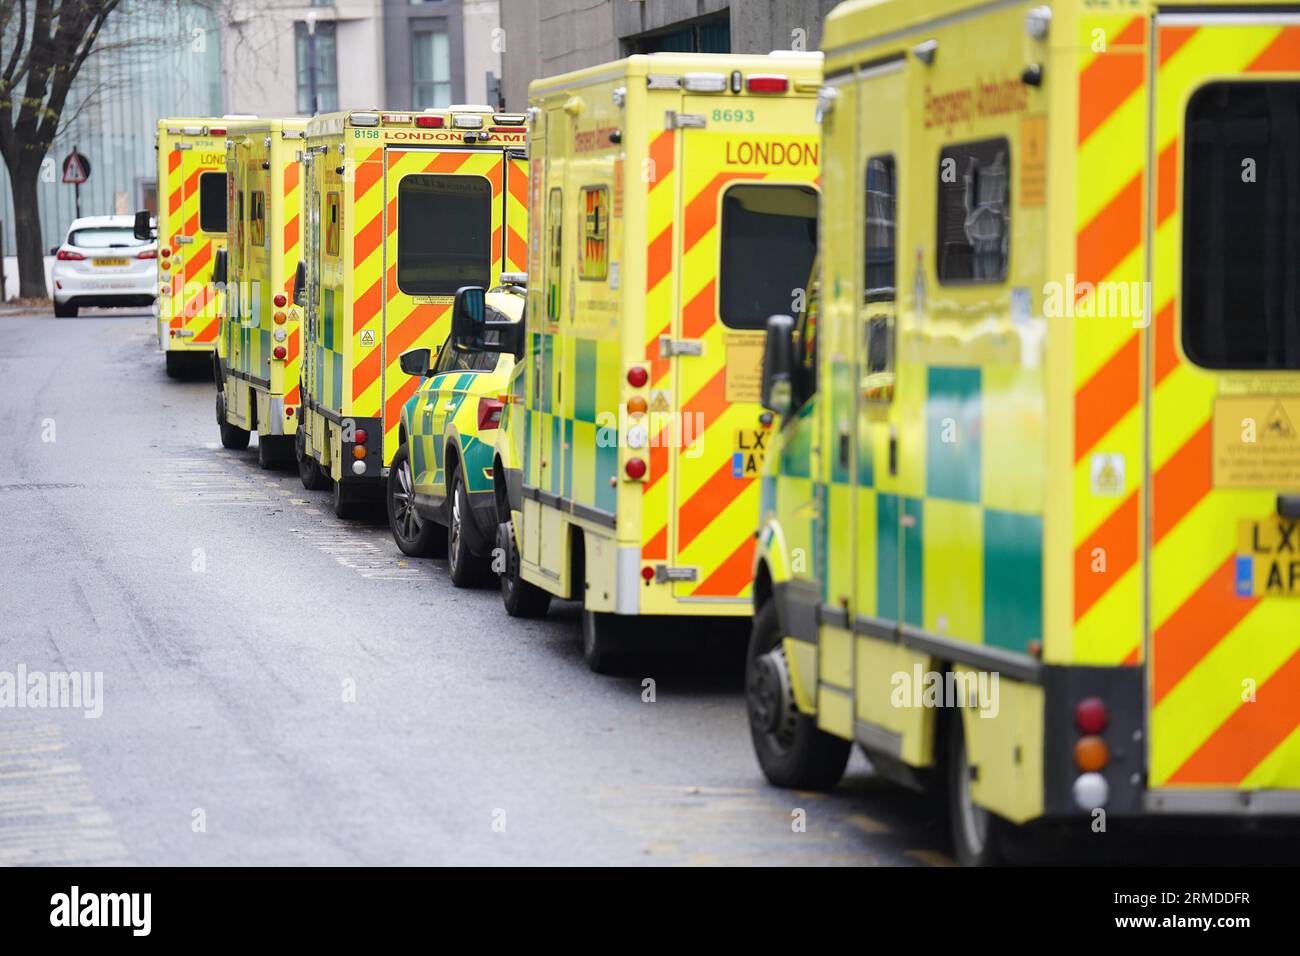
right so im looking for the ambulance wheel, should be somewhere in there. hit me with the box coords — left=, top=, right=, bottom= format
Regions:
left=447, top=468, right=488, bottom=588
left=333, top=479, right=365, bottom=520
left=216, top=392, right=250, bottom=450
left=53, top=300, right=77, bottom=318
left=387, top=444, right=445, bottom=558
left=498, top=519, right=550, bottom=618
left=581, top=610, right=631, bottom=675
left=946, top=712, right=1008, bottom=867
left=296, top=428, right=330, bottom=490
left=165, top=351, right=185, bottom=379
left=745, top=600, right=850, bottom=791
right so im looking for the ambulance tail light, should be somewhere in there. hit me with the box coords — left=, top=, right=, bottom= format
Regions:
left=683, top=72, right=727, bottom=93
left=1074, top=736, right=1108, bottom=773
left=626, top=366, right=648, bottom=388
left=416, top=115, right=444, bottom=128
left=1075, top=697, right=1109, bottom=735
left=274, top=293, right=287, bottom=308
left=625, top=457, right=647, bottom=481
left=747, top=74, right=789, bottom=94
left=56, top=248, right=85, bottom=261
left=273, top=346, right=287, bottom=360
left=477, top=397, right=504, bottom=430
left=354, top=429, right=369, bottom=445
left=208, top=126, right=227, bottom=136
left=136, top=248, right=158, bottom=260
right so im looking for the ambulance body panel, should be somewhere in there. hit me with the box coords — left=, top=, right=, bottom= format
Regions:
left=496, top=52, right=823, bottom=638
left=217, top=118, right=307, bottom=458
left=749, top=0, right=1300, bottom=861
left=154, top=118, right=231, bottom=368
left=297, top=107, right=528, bottom=516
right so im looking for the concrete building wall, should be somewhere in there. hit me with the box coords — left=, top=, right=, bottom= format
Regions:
left=0, top=0, right=223, bottom=258
left=499, top=0, right=838, bottom=110
left=462, top=0, right=503, bottom=106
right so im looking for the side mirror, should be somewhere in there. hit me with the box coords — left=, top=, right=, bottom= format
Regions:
left=760, top=314, right=795, bottom=416
left=399, top=347, right=433, bottom=378
left=212, top=249, right=228, bottom=286
left=292, top=261, right=306, bottom=307
left=451, top=286, right=523, bottom=357
left=133, top=210, right=155, bottom=241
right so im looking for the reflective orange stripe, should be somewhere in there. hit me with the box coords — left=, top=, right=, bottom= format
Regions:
left=1169, top=650, right=1300, bottom=784
left=1078, top=17, right=1147, bottom=143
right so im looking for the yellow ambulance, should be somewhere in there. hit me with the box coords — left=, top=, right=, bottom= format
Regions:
left=747, top=0, right=1300, bottom=864
left=295, top=106, right=529, bottom=518
left=143, top=117, right=238, bottom=378
left=212, top=118, right=307, bottom=467
left=450, top=52, right=823, bottom=672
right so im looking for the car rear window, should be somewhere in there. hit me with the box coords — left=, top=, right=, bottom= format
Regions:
left=199, top=172, right=227, bottom=233
left=718, top=183, right=819, bottom=330
left=397, top=174, right=493, bottom=296
left=1183, top=81, right=1300, bottom=370
left=68, top=227, right=145, bottom=249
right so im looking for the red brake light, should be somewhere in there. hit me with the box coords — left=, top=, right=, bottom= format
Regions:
left=354, top=429, right=369, bottom=445
left=627, top=366, right=648, bottom=388
left=478, top=397, right=504, bottom=430
left=272, top=346, right=287, bottom=360
left=746, top=74, right=789, bottom=94
left=56, top=248, right=85, bottom=261
left=416, top=115, right=444, bottom=128
left=1075, top=697, right=1109, bottom=735
left=274, top=293, right=287, bottom=308
left=208, top=126, right=226, bottom=136
left=625, top=457, right=647, bottom=480
left=136, top=248, right=158, bottom=260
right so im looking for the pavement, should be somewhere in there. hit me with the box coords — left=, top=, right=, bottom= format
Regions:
left=0, top=308, right=1287, bottom=866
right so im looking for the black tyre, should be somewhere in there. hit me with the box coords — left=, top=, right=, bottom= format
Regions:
left=216, top=391, right=250, bottom=450
left=53, top=300, right=77, bottom=318
left=387, top=444, right=446, bottom=557
left=257, top=435, right=292, bottom=470
left=296, top=426, right=331, bottom=491
left=581, top=609, right=633, bottom=675
left=498, top=519, right=550, bottom=618
left=333, top=478, right=364, bottom=520
left=946, top=712, right=1009, bottom=867
left=447, top=467, right=489, bottom=588
left=745, top=600, right=850, bottom=790
left=165, top=351, right=185, bottom=379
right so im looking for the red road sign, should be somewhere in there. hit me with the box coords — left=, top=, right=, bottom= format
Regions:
left=61, top=151, right=90, bottom=185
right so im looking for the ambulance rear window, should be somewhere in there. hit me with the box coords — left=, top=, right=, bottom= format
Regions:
left=936, top=138, right=1009, bottom=284
left=718, top=184, right=818, bottom=330
left=397, top=174, right=492, bottom=296
left=199, top=172, right=227, bottom=233
left=1183, top=82, right=1300, bottom=370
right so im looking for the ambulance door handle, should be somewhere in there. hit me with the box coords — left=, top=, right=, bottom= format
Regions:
left=1279, top=494, right=1300, bottom=520
left=888, top=427, right=898, bottom=477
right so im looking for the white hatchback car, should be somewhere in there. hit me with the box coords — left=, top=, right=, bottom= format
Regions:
left=51, top=215, right=157, bottom=318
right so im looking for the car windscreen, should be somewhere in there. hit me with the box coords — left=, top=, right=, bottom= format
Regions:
left=718, top=184, right=819, bottom=330
left=68, top=227, right=147, bottom=249
left=397, top=174, right=493, bottom=296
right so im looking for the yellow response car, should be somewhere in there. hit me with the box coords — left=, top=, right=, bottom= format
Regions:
left=386, top=285, right=520, bottom=587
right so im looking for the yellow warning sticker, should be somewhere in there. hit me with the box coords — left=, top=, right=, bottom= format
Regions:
left=1213, top=396, right=1300, bottom=488
left=724, top=331, right=765, bottom=404
left=1019, top=114, right=1047, bottom=207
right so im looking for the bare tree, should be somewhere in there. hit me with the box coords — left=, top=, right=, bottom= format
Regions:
left=0, top=0, right=123, bottom=299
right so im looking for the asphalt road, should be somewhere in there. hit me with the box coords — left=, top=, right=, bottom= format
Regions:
left=0, top=308, right=1288, bottom=867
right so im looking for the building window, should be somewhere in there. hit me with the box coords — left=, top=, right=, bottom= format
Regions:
left=412, top=29, right=451, bottom=109
left=1183, top=82, right=1300, bottom=370
left=626, top=15, right=730, bottom=54
left=295, top=21, right=339, bottom=114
